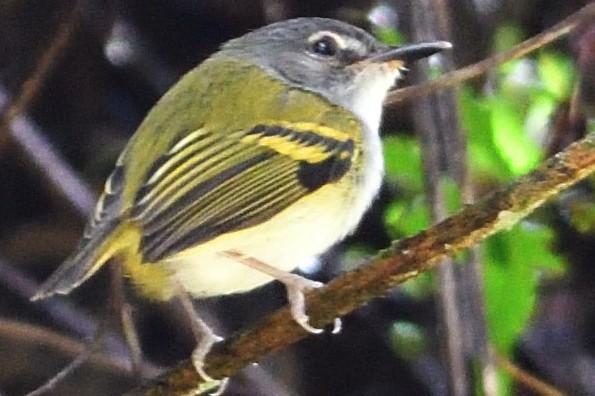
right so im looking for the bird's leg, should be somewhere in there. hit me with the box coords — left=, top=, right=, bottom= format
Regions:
left=175, top=285, right=228, bottom=395
left=221, top=250, right=341, bottom=334
left=120, top=303, right=144, bottom=379
left=108, top=260, right=145, bottom=379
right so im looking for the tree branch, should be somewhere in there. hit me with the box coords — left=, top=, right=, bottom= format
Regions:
left=385, top=2, right=595, bottom=106
left=127, top=129, right=595, bottom=395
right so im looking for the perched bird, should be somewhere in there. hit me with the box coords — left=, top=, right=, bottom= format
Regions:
left=32, top=17, right=450, bottom=381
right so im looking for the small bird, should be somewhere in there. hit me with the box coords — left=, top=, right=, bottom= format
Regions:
left=32, top=17, right=450, bottom=380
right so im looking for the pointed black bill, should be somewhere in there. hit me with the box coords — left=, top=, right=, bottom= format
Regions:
left=370, top=41, right=452, bottom=64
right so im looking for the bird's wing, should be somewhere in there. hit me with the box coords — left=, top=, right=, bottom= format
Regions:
left=83, top=151, right=127, bottom=239
left=129, top=121, right=357, bottom=262
left=31, top=152, right=129, bottom=299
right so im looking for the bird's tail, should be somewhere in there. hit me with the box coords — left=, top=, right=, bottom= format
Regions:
left=30, top=221, right=135, bottom=301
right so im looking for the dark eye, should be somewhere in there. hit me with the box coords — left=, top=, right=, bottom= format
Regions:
left=311, top=36, right=338, bottom=56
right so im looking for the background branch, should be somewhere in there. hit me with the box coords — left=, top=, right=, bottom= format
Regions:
left=0, top=1, right=95, bottom=217
left=495, top=353, right=567, bottom=396
left=408, top=1, right=471, bottom=394
left=384, top=2, right=595, bottom=106
left=0, top=2, right=81, bottom=151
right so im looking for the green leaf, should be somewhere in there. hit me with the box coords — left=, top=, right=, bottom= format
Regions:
left=525, top=94, right=557, bottom=141
left=441, top=176, right=463, bottom=215
left=373, top=27, right=405, bottom=46
left=489, top=97, right=541, bottom=175
left=483, top=223, right=565, bottom=354
left=482, top=222, right=566, bottom=396
left=494, top=25, right=525, bottom=75
left=399, top=271, right=435, bottom=300
left=390, top=321, right=428, bottom=360
left=494, top=24, right=524, bottom=53
left=538, top=51, right=575, bottom=100
left=384, top=196, right=430, bottom=238
left=383, top=135, right=424, bottom=191
left=567, top=196, right=595, bottom=235
left=459, top=88, right=513, bottom=181
left=500, top=59, right=540, bottom=109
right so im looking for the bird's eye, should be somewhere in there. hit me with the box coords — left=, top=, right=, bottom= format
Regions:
left=311, top=36, right=338, bottom=56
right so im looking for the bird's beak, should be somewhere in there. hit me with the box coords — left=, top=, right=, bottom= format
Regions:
left=369, top=41, right=452, bottom=64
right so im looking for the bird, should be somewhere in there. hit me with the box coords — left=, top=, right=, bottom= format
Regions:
left=31, top=17, right=450, bottom=382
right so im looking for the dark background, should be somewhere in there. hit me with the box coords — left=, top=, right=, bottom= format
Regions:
left=0, top=1, right=593, bottom=395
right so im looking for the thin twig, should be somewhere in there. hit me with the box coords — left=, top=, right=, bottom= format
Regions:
left=126, top=129, right=595, bottom=395
left=496, top=353, right=567, bottom=396
left=0, top=319, right=138, bottom=375
left=110, top=260, right=144, bottom=380
left=385, top=2, right=595, bottom=106
left=0, top=2, right=81, bottom=151
left=0, top=256, right=102, bottom=347
left=0, top=87, right=96, bottom=216
left=0, top=0, right=95, bottom=217
left=25, top=320, right=109, bottom=396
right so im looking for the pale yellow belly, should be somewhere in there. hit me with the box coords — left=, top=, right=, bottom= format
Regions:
left=163, top=180, right=359, bottom=297
left=124, top=141, right=383, bottom=301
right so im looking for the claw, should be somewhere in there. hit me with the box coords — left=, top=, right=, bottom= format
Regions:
left=278, top=273, right=343, bottom=334
left=281, top=273, right=325, bottom=333
left=176, top=284, right=228, bottom=393
left=209, top=378, right=229, bottom=396
left=191, top=332, right=224, bottom=382
left=220, top=251, right=343, bottom=336
left=331, top=317, right=342, bottom=334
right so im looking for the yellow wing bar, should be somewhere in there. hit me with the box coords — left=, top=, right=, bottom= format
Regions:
left=242, top=121, right=353, bottom=163
left=129, top=122, right=356, bottom=262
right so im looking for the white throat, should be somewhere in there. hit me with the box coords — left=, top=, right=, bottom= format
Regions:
left=335, top=67, right=403, bottom=236
left=343, top=67, right=403, bottom=133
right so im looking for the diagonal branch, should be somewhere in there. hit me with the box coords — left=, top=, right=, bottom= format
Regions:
left=385, top=2, right=595, bottom=105
left=127, top=129, right=595, bottom=395
left=0, top=2, right=81, bottom=151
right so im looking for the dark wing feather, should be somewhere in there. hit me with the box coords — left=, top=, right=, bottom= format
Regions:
left=131, top=123, right=356, bottom=263
left=84, top=151, right=126, bottom=239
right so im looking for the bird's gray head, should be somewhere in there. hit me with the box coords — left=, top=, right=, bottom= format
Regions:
left=215, top=18, right=450, bottom=130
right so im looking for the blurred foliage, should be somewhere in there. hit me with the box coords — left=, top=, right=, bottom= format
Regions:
left=380, top=22, right=580, bottom=395
left=483, top=225, right=564, bottom=394
left=390, top=320, right=428, bottom=361
left=371, top=27, right=405, bottom=46
left=565, top=193, right=595, bottom=235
